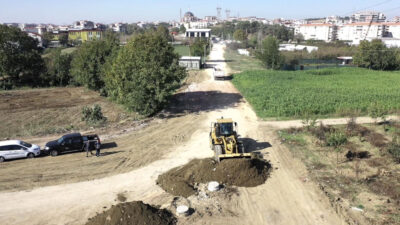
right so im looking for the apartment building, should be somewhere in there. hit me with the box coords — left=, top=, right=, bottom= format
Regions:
left=297, top=24, right=337, bottom=42
left=337, top=23, right=385, bottom=44
left=384, top=22, right=400, bottom=38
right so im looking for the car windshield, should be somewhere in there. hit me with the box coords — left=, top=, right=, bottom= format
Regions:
left=20, top=141, right=32, bottom=148
left=57, top=137, right=64, bottom=144
left=219, top=123, right=233, bottom=136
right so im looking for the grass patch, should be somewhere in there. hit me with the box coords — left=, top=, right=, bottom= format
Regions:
left=174, top=45, right=190, bottom=56
left=224, top=48, right=265, bottom=72
left=232, top=67, right=400, bottom=119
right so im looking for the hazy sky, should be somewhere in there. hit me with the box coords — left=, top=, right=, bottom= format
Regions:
left=0, top=0, right=399, bottom=24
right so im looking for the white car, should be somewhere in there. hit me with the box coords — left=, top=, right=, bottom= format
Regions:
left=0, top=140, right=41, bottom=162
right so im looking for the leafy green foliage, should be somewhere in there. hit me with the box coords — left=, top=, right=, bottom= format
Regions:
left=231, top=68, right=400, bottom=118
left=179, top=25, right=186, bottom=34
left=0, top=25, right=45, bottom=89
left=58, top=33, right=69, bottom=46
left=42, top=49, right=73, bottom=86
left=233, top=29, right=247, bottom=42
left=354, top=39, right=399, bottom=70
left=105, top=32, right=187, bottom=116
left=190, top=38, right=209, bottom=57
left=81, top=104, right=107, bottom=125
left=368, top=102, right=388, bottom=122
left=70, top=33, right=119, bottom=91
left=256, top=36, right=284, bottom=69
left=326, top=131, right=347, bottom=148
left=42, top=32, right=54, bottom=48
left=212, top=21, right=293, bottom=42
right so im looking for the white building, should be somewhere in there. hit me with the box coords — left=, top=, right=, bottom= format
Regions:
left=351, top=11, right=386, bottom=23
left=73, top=20, right=94, bottom=30
left=179, top=56, right=201, bottom=70
left=297, top=24, right=337, bottom=42
left=184, top=21, right=209, bottom=29
left=384, top=22, right=400, bottom=38
left=337, top=23, right=385, bottom=45
left=110, top=23, right=127, bottom=33
left=279, top=44, right=318, bottom=53
left=185, top=28, right=211, bottom=38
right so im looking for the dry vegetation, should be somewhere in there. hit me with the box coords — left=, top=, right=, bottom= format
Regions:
left=279, top=120, right=400, bottom=224
left=0, top=87, right=140, bottom=139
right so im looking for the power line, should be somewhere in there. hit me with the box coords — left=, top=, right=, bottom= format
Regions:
left=380, top=5, right=400, bottom=14
left=341, top=0, right=394, bottom=16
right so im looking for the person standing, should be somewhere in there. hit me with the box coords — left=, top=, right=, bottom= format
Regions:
left=85, top=140, right=90, bottom=157
left=95, top=140, right=101, bottom=157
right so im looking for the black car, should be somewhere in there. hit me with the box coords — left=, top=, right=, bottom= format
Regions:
left=44, top=133, right=100, bottom=156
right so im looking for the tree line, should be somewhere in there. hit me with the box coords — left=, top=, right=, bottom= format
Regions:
left=255, top=35, right=400, bottom=71
left=0, top=24, right=186, bottom=116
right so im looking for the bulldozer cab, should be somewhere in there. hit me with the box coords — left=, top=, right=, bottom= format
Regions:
left=213, top=119, right=237, bottom=137
left=210, top=117, right=250, bottom=162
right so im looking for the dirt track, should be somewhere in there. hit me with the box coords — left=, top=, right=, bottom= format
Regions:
left=0, top=44, right=348, bottom=225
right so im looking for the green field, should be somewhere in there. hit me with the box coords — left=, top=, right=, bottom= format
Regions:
left=232, top=67, right=400, bottom=119
left=174, top=45, right=190, bottom=56
left=224, top=48, right=265, bottom=72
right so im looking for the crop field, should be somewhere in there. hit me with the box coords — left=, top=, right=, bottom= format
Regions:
left=232, top=67, right=400, bottom=119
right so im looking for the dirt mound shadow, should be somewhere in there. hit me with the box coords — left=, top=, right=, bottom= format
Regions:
left=157, top=158, right=272, bottom=198
left=85, top=201, right=176, bottom=225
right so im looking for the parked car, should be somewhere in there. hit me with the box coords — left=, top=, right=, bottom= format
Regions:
left=43, top=133, right=100, bottom=156
left=0, top=140, right=41, bottom=162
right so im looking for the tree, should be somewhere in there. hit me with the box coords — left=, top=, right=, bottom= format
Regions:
left=105, top=32, right=186, bottom=116
left=326, top=131, right=347, bottom=164
left=233, top=29, right=247, bottom=42
left=70, top=36, right=119, bottom=91
left=256, top=36, right=284, bottom=70
left=179, top=25, right=186, bottom=34
left=294, top=33, right=304, bottom=43
left=0, top=25, right=45, bottom=89
left=58, top=33, right=69, bottom=46
left=42, top=49, right=73, bottom=86
left=190, top=38, right=209, bottom=57
left=42, top=32, right=54, bottom=48
left=156, top=25, right=171, bottom=41
left=354, top=39, right=398, bottom=70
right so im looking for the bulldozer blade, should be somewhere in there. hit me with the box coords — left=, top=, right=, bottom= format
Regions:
left=217, top=153, right=252, bottom=161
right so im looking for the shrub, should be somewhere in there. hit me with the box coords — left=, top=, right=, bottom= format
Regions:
left=368, top=102, right=388, bottom=123
left=326, top=131, right=347, bottom=147
left=388, top=135, right=400, bottom=162
left=81, top=104, right=107, bottom=125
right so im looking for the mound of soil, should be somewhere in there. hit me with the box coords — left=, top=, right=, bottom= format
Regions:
left=85, top=201, right=176, bottom=225
left=157, top=158, right=271, bottom=197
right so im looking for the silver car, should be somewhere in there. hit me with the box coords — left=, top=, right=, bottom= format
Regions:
left=0, top=140, right=41, bottom=162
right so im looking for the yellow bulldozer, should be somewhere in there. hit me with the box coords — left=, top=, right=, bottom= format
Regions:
left=209, top=117, right=251, bottom=162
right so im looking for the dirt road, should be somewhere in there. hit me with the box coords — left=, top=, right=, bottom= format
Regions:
left=0, top=44, right=346, bottom=225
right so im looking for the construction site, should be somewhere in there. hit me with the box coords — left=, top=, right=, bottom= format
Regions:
left=1, top=43, right=384, bottom=225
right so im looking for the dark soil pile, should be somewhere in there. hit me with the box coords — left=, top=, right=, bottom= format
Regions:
left=157, top=158, right=271, bottom=197
left=85, top=201, right=176, bottom=225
